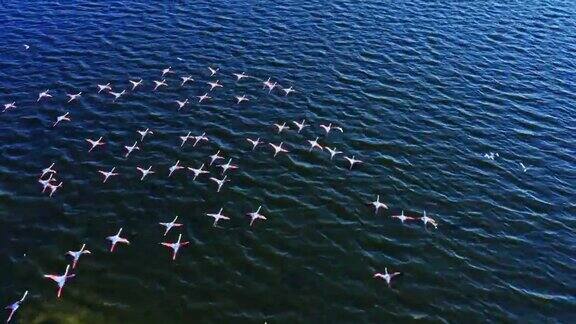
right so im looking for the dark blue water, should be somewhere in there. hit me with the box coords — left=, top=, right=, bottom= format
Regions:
left=1, top=0, right=575, bottom=322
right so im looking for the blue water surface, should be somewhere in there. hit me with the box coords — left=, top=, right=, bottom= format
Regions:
left=1, top=0, right=575, bottom=323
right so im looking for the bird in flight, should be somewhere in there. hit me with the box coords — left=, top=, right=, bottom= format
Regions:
left=153, top=79, right=167, bottom=91
left=47, top=181, right=63, bottom=197
left=109, top=90, right=126, bottom=102
left=160, top=234, right=190, bottom=261
left=136, top=166, right=155, bottom=181
left=37, top=89, right=52, bottom=102
left=137, top=128, right=153, bottom=141
left=373, top=267, right=402, bottom=287
left=5, top=290, right=28, bottom=322
left=308, top=137, right=323, bottom=152
left=209, top=150, right=224, bottom=166
left=282, top=86, right=296, bottom=96
left=66, top=243, right=91, bottom=269
left=124, top=141, right=140, bottom=158
left=292, top=119, right=308, bottom=133
left=206, top=208, right=229, bottom=227
left=161, top=66, right=173, bottom=77
left=233, top=72, right=249, bottom=81
left=320, top=123, right=343, bottom=134
left=269, top=142, right=288, bottom=157
left=40, top=162, right=57, bottom=179
left=180, top=131, right=192, bottom=147
left=176, top=99, right=189, bottom=111
left=3, top=101, right=16, bottom=113
left=192, top=132, right=209, bottom=147
left=53, top=112, right=71, bottom=127
left=129, top=79, right=143, bottom=91
left=208, top=66, right=219, bottom=77
left=188, top=163, right=210, bottom=180
left=39, top=174, right=56, bottom=193
left=420, top=210, right=438, bottom=229
left=325, top=147, right=342, bottom=160
left=391, top=210, right=416, bottom=224
left=344, top=156, right=362, bottom=170
left=247, top=206, right=267, bottom=226
left=168, top=160, right=185, bottom=177
left=235, top=95, right=249, bottom=104
left=367, top=195, right=388, bottom=214
left=159, top=216, right=182, bottom=236
left=66, top=92, right=82, bottom=103
left=197, top=93, right=212, bottom=103
left=43, top=265, right=75, bottom=298
left=207, top=80, right=223, bottom=91
left=483, top=152, right=499, bottom=160
left=98, top=167, right=119, bottom=183
left=181, top=76, right=194, bottom=86
left=263, top=78, right=277, bottom=92
left=246, top=138, right=263, bottom=151
left=210, top=175, right=229, bottom=192
left=97, top=83, right=112, bottom=93
left=106, top=228, right=130, bottom=252
left=218, top=158, right=238, bottom=175
left=86, top=137, right=105, bottom=152
left=274, top=122, right=290, bottom=134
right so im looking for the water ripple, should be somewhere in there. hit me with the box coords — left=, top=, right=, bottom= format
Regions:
left=1, top=0, right=576, bottom=323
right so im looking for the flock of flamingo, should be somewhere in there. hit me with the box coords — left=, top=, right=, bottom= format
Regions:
left=3, top=62, right=439, bottom=323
